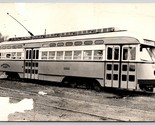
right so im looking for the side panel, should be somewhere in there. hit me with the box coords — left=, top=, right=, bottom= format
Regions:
left=137, top=63, right=155, bottom=80
left=38, top=61, right=104, bottom=86
left=0, top=60, right=23, bottom=73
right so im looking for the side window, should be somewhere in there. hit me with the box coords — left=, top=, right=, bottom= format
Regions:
left=123, top=46, right=136, bottom=60
left=17, top=52, right=22, bottom=59
left=129, top=47, right=136, bottom=60
left=1, top=53, right=5, bottom=59
left=41, top=51, right=48, bottom=59
left=29, top=50, right=32, bottom=59
left=33, top=50, right=36, bottom=59
left=0, top=53, right=1, bottom=59
left=66, top=42, right=73, bottom=46
left=114, top=47, right=119, bottom=60
left=94, top=50, right=103, bottom=60
left=6, top=53, right=11, bottom=59
left=123, top=47, right=128, bottom=60
left=36, top=50, right=39, bottom=59
left=95, top=40, right=104, bottom=45
left=64, top=51, right=72, bottom=60
left=83, top=50, right=92, bottom=60
left=26, top=50, right=29, bottom=59
left=49, top=43, right=56, bottom=47
left=56, top=51, right=63, bottom=60
left=84, top=41, right=93, bottom=45
left=49, top=51, right=55, bottom=60
left=107, top=47, right=113, bottom=60
left=73, top=51, right=82, bottom=60
left=12, top=52, right=16, bottom=59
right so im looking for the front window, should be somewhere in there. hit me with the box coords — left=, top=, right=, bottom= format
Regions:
left=148, top=48, right=155, bottom=61
left=140, top=45, right=155, bottom=61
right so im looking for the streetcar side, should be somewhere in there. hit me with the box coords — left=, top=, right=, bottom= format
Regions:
left=0, top=36, right=142, bottom=91
left=1, top=27, right=155, bottom=92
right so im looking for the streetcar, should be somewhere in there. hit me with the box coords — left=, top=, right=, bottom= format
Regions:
left=0, top=27, right=155, bottom=92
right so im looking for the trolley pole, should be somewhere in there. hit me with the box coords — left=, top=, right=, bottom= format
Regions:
left=7, top=13, right=34, bottom=36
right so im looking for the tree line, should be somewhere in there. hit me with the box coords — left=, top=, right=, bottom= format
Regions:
left=0, top=33, right=8, bottom=42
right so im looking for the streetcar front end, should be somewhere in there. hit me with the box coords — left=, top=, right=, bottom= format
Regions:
left=137, top=39, right=155, bottom=92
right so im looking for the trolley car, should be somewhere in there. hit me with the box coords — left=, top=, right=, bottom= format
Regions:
left=0, top=27, right=155, bottom=92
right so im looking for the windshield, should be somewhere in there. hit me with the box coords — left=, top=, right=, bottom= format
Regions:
left=148, top=48, right=155, bottom=61
left=140, top=45, right=155, bottom=61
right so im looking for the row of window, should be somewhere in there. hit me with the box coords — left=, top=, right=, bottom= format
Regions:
left=26, top=50, right=39, bottom=60
left=0, top=52, right=22, bottom=59
left=0, top=40, right=104, bottom=50
left=25, top=69, right=38, bottom=74
left=0, top=50, right=103, bottom=60
left=106, top=64, right=135, bottom=72
left=0, top=46, right=136, bottom=61
left=107, top=46, right=136, bottom=61
left=41, top=50, right=103, bottom=60
left=25, top=62, right=39, bottom=67
left=106, top=74, right=135, bottom=82
left=42, top=40, right=104, bottom=48
left=0, top=44, right=23, bottom=50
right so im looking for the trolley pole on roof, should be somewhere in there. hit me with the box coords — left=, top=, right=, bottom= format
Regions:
left=7, top=13, right=34, bottom=36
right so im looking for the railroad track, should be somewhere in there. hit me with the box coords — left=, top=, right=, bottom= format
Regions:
left=0, top=86, right=120, bottom=121
left=0, top=80, right=155, bottom=121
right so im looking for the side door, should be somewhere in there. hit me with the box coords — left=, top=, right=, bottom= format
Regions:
left=104, top=45, right=120, bottom=88
left=121, top=45, right=137, bottom=89
left=24, top=48, right=39, bottom=79
left=104, top=44, right=137, bottom=90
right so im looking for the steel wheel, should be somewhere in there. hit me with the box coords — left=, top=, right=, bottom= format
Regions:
left=70, top=81, right=77, bottom=88
left=62, top=78, right=70, bottom=87
left=93, top=82, right=101, bottom=92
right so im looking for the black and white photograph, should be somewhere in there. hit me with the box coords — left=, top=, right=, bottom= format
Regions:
left=0, top=2, right=155, bottom=121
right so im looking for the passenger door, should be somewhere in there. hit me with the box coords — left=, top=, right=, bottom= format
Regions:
left=104, top=45, right=120, bottom=88
left=24, top=48, right=39, bottom=79
left=104, top=45, right=137, bottom=90
left=121, top=45, right=137, bottom=89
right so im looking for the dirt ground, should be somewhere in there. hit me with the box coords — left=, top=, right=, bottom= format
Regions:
left=0, top=79, right=155, bottom=121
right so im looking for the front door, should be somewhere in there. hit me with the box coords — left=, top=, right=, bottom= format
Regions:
left=24, top=48, right=39, bottom=79
left=104, top=45, right=137, bottom=90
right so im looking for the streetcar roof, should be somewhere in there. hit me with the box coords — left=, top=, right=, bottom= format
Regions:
left=0, top=28, right=154, bottom=46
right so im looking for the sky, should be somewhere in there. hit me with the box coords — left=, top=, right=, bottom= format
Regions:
left=1, top=3, right=155, bottom=40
